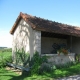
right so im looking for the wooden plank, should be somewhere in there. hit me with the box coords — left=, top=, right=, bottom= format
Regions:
left=7, top=63, right=31, bottom=72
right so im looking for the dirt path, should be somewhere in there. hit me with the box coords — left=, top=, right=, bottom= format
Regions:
left=6, top=66, right=22, bottom=75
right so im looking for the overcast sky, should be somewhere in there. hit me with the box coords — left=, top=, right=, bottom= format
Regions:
left=0, top=0, right=80, bottom=47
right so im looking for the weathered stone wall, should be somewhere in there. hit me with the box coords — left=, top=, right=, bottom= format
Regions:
left=34, top=30, right=41, bottom=55
left=13, top=19, right=29, bottom=52
left=12, top=19, right=28, bottom=62
left=12, top=19, right=41, bottom=62
left=42, top=53, right=75, bottom=65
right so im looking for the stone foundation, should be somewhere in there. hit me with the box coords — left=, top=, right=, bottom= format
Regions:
left=41, top=53, right=75, bottom=64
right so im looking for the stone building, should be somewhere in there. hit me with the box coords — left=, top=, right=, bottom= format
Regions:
left=10, top=12, right=80, bottom=64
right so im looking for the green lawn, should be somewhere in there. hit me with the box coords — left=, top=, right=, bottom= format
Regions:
left=0, top=51, right=12, bottom=67
left=1, top=51, right=80, bottom=80
left=0, top=68, right=53, bottom=80
left=0, top=51, right=53, bottom=80
left=0, top=68, right=19, bottom=80
left=0, top=63, right=80, bottom=80
left=0, top=51, right=12, bottom=62
left=0, top=51, right=12, bottom=58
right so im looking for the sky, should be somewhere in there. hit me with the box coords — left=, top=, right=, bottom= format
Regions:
left=0, top=0, right=80, bottom=47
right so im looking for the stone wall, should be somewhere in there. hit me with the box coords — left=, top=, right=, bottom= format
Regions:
left=41, top=37, right=67, bottom=54
left=42, top=53, right=75, bottom=65
left=34, top=30, right=41, bottom=55
left=12, top=19, right=28, bottom=62
left=12, top=19, right=41, bottom=61
left=13, top=19, right=29, bottom=52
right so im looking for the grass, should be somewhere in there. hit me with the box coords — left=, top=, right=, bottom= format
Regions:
left=1, top=50, right=80, bottom=80
left=46, top=63, right=80, bottom=78
left=0, top=51, right=12, bottom=59
left=0, top=51, right=12, bottom=63
left=0, top=51, right=12, bottom=67
left=0, top=63, right=80, bottom=80
left=0, top=68, right=53, bottom=80
left=0, top=68, right=19, bottom=80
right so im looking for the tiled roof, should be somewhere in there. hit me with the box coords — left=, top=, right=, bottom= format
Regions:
left=10, top=12, right=80, bottom=37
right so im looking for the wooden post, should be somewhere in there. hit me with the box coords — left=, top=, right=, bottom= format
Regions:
left=70, top=36, right=72, bottom=52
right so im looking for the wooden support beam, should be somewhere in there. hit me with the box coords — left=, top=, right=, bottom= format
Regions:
left=7, top=63, right=31, bottom=72
left=70, top=36, right=72, bottom=52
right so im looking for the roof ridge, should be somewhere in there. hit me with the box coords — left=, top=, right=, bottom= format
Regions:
left=23, top=12, right=80, bottom=29
left=10, top=12, right=80, bottom=37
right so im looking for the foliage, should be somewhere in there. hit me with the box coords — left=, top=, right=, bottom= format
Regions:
left=55, top=61, right=77, bottom=69
left=30, top=51, right=48, bottom=75
left=1, top=48, right=80, bottom=79
left=0, top=68, right=19, bottom=80
left=39, top=62, right=52, bottom=74
left=1, top=63, right=80, bottom=80
left=15, top=48, right=30, bottom=67
left=0, top=59, right=6, bottom=68
left=0, top=68, right=53, bottom=80
left=75, top=54, right=80, bottom=62
left=57, top=48, right=68, bottom=55
left=51, top=65, right=57, bottom=70
left=0, top=52, right=12, bottom=68
left=0, top=48, right=12, bottom=52
left=0, top=50, right=80, bottom=79
left=14, top=49, right=48, bottom=75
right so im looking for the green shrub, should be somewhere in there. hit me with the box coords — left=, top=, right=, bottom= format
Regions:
left=0, top=57, right=12, bottom=68
left=39, top=62, right=52, bottom=74
left=0, top=59, right=6, bottom=68
left=0, top=52, right=12, bottom=68
left=51, top=65, right=57, bottom=70
left=55, top=61, right=77, bottom=69
left=75, top=54, right=80, bottom=63
left=15, top=48, right=30, bottom=67
left=30, top=51, right=48, bottom=75
left=5, top=56, right=12, bottom=63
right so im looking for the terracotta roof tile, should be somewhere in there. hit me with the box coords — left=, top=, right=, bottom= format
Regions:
left=10, top=12, right=80, bottom=37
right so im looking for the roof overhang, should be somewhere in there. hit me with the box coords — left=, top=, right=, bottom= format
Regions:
left=10, top=12, right=80, bottom=37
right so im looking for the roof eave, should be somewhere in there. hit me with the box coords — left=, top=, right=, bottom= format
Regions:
left=10, top=12, right=36, bottom=35
left=10, top=12, right=23, bottom=35
left=34, top=27, right=80, bottom=37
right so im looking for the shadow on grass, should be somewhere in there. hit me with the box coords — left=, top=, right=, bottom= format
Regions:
left=10, top=71, right=53, bottom=80
left=43, top=63, right=80, bottom=79
left=0, top=68, right=30, bottom=80
left=10, top=72, right=51, bottom=80
left=1, top=63, right=80, bottom=80
left=0, top=74, right=27, bottom=80
left=10, top=73, right=28, bottom=80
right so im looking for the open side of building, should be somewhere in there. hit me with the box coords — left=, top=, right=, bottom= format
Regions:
left=10, top=12, right=80, bottom=65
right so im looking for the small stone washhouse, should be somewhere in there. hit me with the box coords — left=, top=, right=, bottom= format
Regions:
left=10, top=12, right=80, bottom=65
